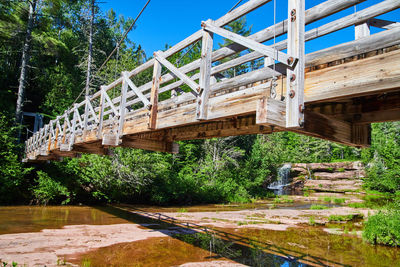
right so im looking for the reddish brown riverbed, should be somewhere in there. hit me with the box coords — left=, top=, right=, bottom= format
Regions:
left=0, top=204, right=399, bottom=267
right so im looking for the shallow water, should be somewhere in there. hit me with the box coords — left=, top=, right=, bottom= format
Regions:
left=1, top=205, right=399, bottom=267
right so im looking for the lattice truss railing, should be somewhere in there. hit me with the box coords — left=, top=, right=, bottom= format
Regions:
left=25, top=0, right=400, bottom=159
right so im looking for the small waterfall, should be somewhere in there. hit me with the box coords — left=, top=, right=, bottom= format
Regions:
left=268, top=163, right=292, bottom=195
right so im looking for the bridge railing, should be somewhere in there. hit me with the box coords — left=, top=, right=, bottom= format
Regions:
left=24, top=0, right=400, bottom=160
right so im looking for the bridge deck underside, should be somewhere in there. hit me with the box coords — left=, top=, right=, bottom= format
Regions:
left=29, top=45, right=400, bottom=162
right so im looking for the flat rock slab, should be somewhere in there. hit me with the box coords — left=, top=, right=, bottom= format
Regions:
left=0, top=224, right=172, bottom=266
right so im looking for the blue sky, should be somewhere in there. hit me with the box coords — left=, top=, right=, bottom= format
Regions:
left=99, top=0, right=400, bottom=57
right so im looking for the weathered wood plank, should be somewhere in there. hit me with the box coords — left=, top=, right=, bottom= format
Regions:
left=355, top=22, right=370, bottom=40
left=256, top=97, right=286, bottom=127
left=203, top=20, right=295, bottom=67
left=148, top=60, right=162, bottom=129
left=122, top=71, right=151, bottom=108
left=306, top=26, right=400, bottom=67
left=368, top=18, right=400, bottom=30
left=286, top=0, right=305, bottom=128
left=121, top=137, right=179, bottom=154
left=197, top=27, right=214, bottom=120
left=154, top=51, right=200, bottom=94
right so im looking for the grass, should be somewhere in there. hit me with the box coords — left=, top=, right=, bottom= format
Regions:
left=237, top=219, right=281, bottom=226
left=348, top=202, right=367, bottom=208
left=328, top=214, right=363, bottom=222
left=333, top=198, right=346, bottom=204
left=274, top=195, right=294, bottom=204
left=319, top=197, right=347, bottom=204
left=177, top=208, right=188, bottom=213
left=310, top=204, right=329, bottom=210
left=309, top=216, right=317, bottom=226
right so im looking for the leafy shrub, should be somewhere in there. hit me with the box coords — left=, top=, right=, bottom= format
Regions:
left=328, top=214, right=362, bottom=222
left=363, top=209, right=400, bottom=247
left=362, top=122, right=400, bottom=193
left=33, top=171, right=70, bottom=205
left=0, top=113, right=32, bottom=204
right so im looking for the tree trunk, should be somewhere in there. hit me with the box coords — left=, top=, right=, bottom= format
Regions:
left=85, top=0, right=95, bottom=96
left=15, top=0, right=37, bottom=124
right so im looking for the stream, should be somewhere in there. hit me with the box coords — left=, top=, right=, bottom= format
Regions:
left=0, top=203, right=399, bottom=267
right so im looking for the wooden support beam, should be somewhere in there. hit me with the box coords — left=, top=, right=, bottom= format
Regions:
left=203, top=20, right=296, bottom=68
left=97, top=86, right=106, bottom=138
left=256, top=97, right=286, bottom=127
left=148, top=60, right=162, bottom=129
left=83, top=96, right=90, bottom=141
left=120, top=137, right=179, bottom=154
left=256, top=97, right=370, bottom=147
left=119, top=73, right=129, bottom=137
left=355, top=21, right=370, bottom=40
left=69, top=104, right=78, bottom=149
left=310, top=92, right=400, bottom=124
left=368, top=18, right=400, bottom=30
left=197, top=27, right=214, bottom=120
left=306, top=26, right=400, bottom=67
left=154, top=51, right=200, bottom=95
left=286, top=0, right=305, bottom=128
left=134, top=115, right=275, bottom=142
left=72, top=144, right=110, bottom=156
left=102, top=133, right=119, bottom=146
left=122, top=71, right=151, bottom=109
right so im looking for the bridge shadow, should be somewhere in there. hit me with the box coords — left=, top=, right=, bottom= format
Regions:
left=95, top=205, right=346, bottom=267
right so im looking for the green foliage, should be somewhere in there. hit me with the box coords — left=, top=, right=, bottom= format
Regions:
left=33, top=171, right=70, bottom=205
left=310, top=205, right=329, bottom=210
left=0, top=113, right=32, bottom=204
left=347, top=202, right=367, bottom=208
left=274, top=195, right=293, bottom=204
left=328, top=214, right=363, bottom=222
left=333, top=198, right=346, bottom=204
left=362, top=122, right=400, bottom=193
left=363, top=208, right=400, bottom=247
left=308, top=216, right=316, bottom=226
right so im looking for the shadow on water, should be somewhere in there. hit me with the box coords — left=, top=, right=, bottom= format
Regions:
left=92, top=205, right=346, bottom=267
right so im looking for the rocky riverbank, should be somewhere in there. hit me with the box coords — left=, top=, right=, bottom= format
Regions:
left=284, top=161, right=365, bottom=194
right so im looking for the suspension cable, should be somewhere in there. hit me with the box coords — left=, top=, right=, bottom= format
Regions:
left=229, top=0, right=243, bottom=13
left=69, top=0, right=151, bottom=110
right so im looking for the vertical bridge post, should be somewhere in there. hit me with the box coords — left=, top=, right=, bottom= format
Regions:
left=197, top=20, right=214, bottom=120
left=119, top=72, right=129, bottom=138
left=149, top=58, right=162, bottom=129
left=286, top=0, right=305, bottom=128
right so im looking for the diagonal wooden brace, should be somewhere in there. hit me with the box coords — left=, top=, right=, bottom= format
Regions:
left=154, top=51, right=200, bottom=96
left=202, top=20, right=297, bottom=68
left=122, top=71, right=152, bottom=109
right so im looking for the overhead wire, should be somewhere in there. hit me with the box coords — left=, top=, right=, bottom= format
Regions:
left=68, top=0, right=151, bottom=111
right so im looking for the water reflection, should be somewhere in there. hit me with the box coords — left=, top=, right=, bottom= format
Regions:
left=85, top=206, right=351, bottom=267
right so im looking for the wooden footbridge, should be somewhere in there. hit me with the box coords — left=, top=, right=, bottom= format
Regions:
left=24, top=0, right=400, bottom=161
